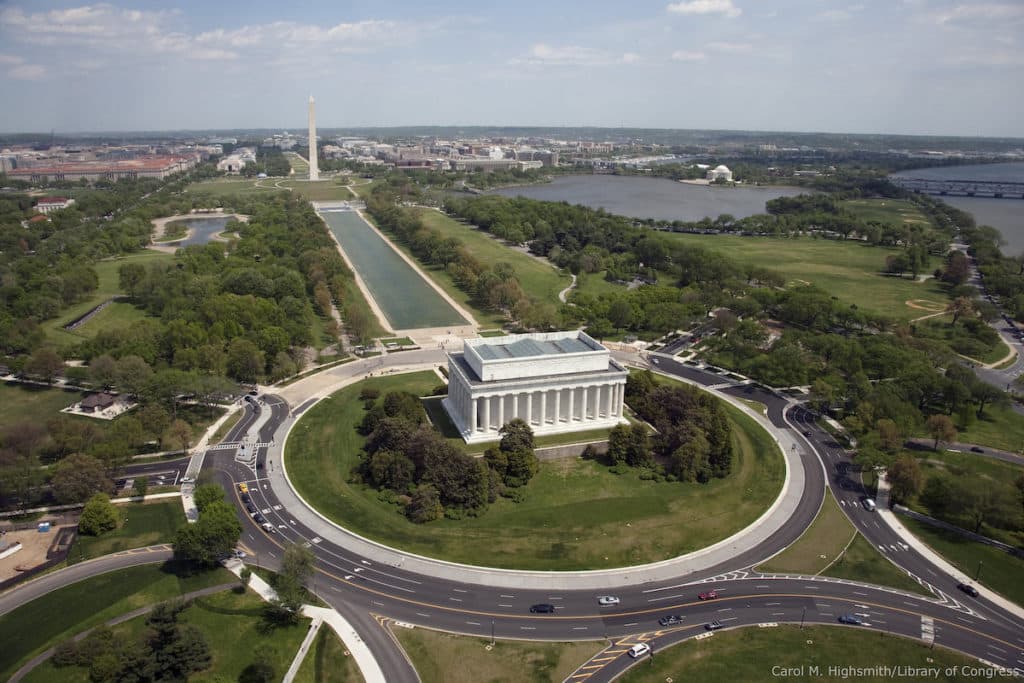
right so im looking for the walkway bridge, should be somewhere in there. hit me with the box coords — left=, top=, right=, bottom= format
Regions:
left=892, top=176, right=1024, bottom=199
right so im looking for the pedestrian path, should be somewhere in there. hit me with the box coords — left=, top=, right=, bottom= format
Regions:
left=876, top=475, right=1024, bottom=620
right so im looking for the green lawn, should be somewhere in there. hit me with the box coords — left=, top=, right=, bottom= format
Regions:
left=286, top=152, right=310, bottom=173
left=71, top=301, right=153, bottom=338
left=42, top=250, right=174, bottom=345
left=952, top=404, right=1024, bottom=453
left=0, top=382, right=87, bottom=431
left=184, top=178, right=284, bottom=197
left=760, top=489, right=854, bottom=575
left=23, top=588, right=308, bottom=683
left=67, top=498, right=185, bottom=564
left=0, top=563, right=232, bottom=680
left=901, top=517, right=1024, bottom=607
left=284, top=371, right=784, bottom=570
left=379, top=337, right=415, bottom=346
left=618, top=625, right=977, bottom=683
left=841, top=198, right=932, bottom=227
left=759, top=489, right=928, bottom=595
left=412, top=209, right=571, bottom=326
left=294, top=627, right=365, bottom=683
left=659, top=234, right=946, bottom=321
left=277, top=180, right=354, bottom=202
left=394, top=627, right=601, bottom=683
left=572, top=271, right=629, bottom=299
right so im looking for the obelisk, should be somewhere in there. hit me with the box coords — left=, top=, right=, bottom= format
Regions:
left=308, top=95, right=319, bottom=181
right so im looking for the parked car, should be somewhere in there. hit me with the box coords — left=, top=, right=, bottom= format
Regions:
left=838, top=614, right=863, bottom=625
left=253, top=513, right=266, bottom=524
left=597, top=596, right=620, bottom=606
left=529, top=603, right=556, bottom=613
left=245, top=503, right=257, bottom=514
left=704, top=620, right=723, bottom=631
left=970, top=446, right=984, bottom=453
left=261, top=522, right=276, bottom=534
left=698, top=590, right=718, bottom=600
left=237, top=482, right=248, bottom=494
left=627, top=643, right=651, bottom=659
left=658, top=615, right=683, bottom=626
left=957, top=583, right=980, bottom=597
left=241, top=493, right=251, bottom=504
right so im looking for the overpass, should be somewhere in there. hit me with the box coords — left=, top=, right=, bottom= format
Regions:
left=892, top=176, right=1024, bottom=199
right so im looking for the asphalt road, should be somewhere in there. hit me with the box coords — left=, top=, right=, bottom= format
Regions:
left=204, top=356, right=1024, bottom=682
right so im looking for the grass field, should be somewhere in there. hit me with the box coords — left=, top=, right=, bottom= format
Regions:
left=758, top=489, right=928, bottom=595
left=952, top=404, right=1024, bottom=453
left=901, top=518, right=1024, bottom=607
left=841, top=198, right=932, bottom=227
left=275, top=179, right=354, bottom=202
left=618, top=625, right=977, bottom=683
left=71, top=301, right=153, bottom=338
left=294, top=627, right=365, bottom=683
left=0, top=382, right=88, bottom=431
left=42, top=250, right=173, bottom=345
left=659, top=234, right=946, bottom=321
left=411, top=209, right=571, bottom=326
left=22, top=588, right=308, bottom=683
left=286, top=151, right=310, bottom=173
left=394, top=627, right=601, bottom=683
left=67, top=498, right=185, bottom=564
left=284, top=371, right=784, bottom=570
left=183, top=178, right=284, bottom=197
left=0, top=563, right=232, bottom=680
left=572, top=271, right=629, bottom=299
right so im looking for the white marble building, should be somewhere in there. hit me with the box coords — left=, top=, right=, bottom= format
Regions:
left=443, top=331, right=629, bottom=444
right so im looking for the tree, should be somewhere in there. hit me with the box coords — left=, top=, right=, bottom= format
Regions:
left=24, top=347, right=64, bottom=384
left=192, top=483, right=225, bottom=512
left=406, top=483, right=443, bottom=523
left=946, top=296, right=975, bottom=326
left=239, top=656, right=276, bottom=683
left=132, top=475, right=149, bottom=498
left=272, top=543, right=315, bottom=618
left=239, top=566, right=252, bottom=591
left=926, top=414, right=957, bottom=450
left=51, top=453, right=111, bottom=504
left=971, top=382, right=1007, bottom=418
left=172, top=500, right=241, bottom=566
left=162, top=418, right=193, bottom=453
left=118, top=262, right=147, bottom=301
left=78, top=493, right=119, bottom=535
left=226, top=337, right=265, bottom=383
left=887, top=455, right=923, bottom=503
left=116, top=355, right=153, bottom=397
left=89, top=354, right=119, bottom=389
left=876, top=418, right=901, bottom=453
left=498, top=419, right=535, bottom=454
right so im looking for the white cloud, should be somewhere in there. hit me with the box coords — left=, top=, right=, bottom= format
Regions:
left=934, top=3, right=1024, bottom=25
left=666, top=0, right=741, bottom=18
left=707, top=41, right=753, bottom=53
left=814, top=4, right=865, bottom=22
left=671, top=49, right=707, bottom=61
left=0, top=54, right=23, bottom=65
left=513, top=43, right=640, bottom=67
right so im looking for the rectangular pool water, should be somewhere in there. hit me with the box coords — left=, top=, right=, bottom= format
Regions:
left=320, top=210, right=468, bottom=330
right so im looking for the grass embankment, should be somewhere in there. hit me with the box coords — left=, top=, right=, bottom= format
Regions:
left=659, top=234, right=945, bottom=321
left=67, top=498, right=185, bottom=564
left=42, top=250, right=173, bottom=345
left=0, top=563, right=232, bottom=680
left=277, top=180, right=354, bottom=202
left=286, top=152, right=310, bottom=174
left=953, top=404, right=1024, bottom=453
left=406, top=209, right=571, bottom=327
left=0, top=382, right=89, bottom=431
left=394, top=627, right=601, bottom=683
left=209, top=407, right=243, bottom=444
left=157, top=219, right=190, bottom=241
left=901, top=517, right=1024, bottom=607
left=759, top=489, right=928, bottom=595
left=294, top=628, right=365, bottom=683
left=285, top=371, right=784, bottom=570
left=618, top=625, right=978, bottom=683
left=184, top=178, right=283, bottom=197
left=572, top=271, right=630, bottom=299
left=22, top=588, right=308, bottom=683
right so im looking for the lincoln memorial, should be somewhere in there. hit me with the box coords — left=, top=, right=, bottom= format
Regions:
left=443, top=331, right=629, bottom=444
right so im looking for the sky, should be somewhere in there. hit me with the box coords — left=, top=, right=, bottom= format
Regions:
left=0, top=0, right=1022, bottom=137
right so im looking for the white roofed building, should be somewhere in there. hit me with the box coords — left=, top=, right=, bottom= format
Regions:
left=706, top=164, right=733, bottom=182
left=443, top=331, right=628, bottom=443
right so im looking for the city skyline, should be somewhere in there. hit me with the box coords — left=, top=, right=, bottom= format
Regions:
left=0, top=1, right=1022, bottom=137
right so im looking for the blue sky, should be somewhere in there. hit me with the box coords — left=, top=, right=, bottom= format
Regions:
left=0, top=0, right=1021, bottom=136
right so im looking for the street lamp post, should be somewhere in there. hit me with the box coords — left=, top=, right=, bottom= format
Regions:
left=975, top=560, right=983, bottom=581
left=490, top=619, right=495, bottom=646
left=800, top=606, right=806, bottom=629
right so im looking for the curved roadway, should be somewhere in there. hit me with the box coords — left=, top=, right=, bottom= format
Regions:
left=203, top=351, right=1024, bottom=681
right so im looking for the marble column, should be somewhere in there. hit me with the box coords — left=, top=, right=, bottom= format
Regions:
left=483, top=396, right=491, bottom=433
left=540, top=390, right=548, bottom=425
left=526, top=392, right=533, bottom=425
left=471, top=397, right=478, bottom=433
left=498, top=393, right=505, bottom=429
left=567, top=387, right=575, bottom=422
left=554, top=390, right=561, bottom=423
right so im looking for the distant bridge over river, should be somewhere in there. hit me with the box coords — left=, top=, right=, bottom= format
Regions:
left=892, top=176, right=1024, bottom=199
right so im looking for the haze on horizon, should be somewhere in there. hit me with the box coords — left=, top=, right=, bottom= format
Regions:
left=0, top=0, right=1021, bottom=138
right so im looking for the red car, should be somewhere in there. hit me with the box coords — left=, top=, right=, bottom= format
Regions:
left=698, top=590, right=718, bottom=600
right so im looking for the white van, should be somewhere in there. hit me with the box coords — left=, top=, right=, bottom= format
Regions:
left=862, top=498, right=877, bottom=511
left=628, top=643, right=651, bottom=659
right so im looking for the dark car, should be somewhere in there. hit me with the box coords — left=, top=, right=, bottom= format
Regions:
left=245, top=503, right=257, bottom=514
left=704, top=620, right=723, bottom=631
left=698, top=590, right=718, bottom=600
left=970, top=446, right=984, bottom=453
left=803, top=430, right=812, bottom=437
left=659, top=615, right=684, bottom=626
left=838, top=614, right=863, bottom=625
left=241, top=493, right=251, bottom=504
left=529, top=604, right=556, bottom=614
left=253, top=513, right=266, bottom=524
left=957, top=583, right=980, bottom=598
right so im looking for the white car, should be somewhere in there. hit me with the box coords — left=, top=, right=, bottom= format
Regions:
left=597, top=595, right=620, bottom=606
left=628, top=643, right=651, bottom=658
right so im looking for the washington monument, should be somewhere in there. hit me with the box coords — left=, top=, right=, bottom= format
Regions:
left=308, top=95, right=319, bottom=181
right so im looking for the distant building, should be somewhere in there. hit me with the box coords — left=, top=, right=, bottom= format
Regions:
left=443, top=331, right=628, bottom=444
left=34, top=197, right=75, bottom=214
left=80, top=392, right=115, bottom=413
left=9, top=155, right=197, bottom=182
left=706, top=164, right=733, bottom=182
left=449, top=158, right=519, bottom=172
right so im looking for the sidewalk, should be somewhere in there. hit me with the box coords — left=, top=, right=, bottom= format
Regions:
left=222, top=560, right=386, bottom=683
left=262, top=361, right=809, bottom=590
left=876, top=475, right=1024, bottom=621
